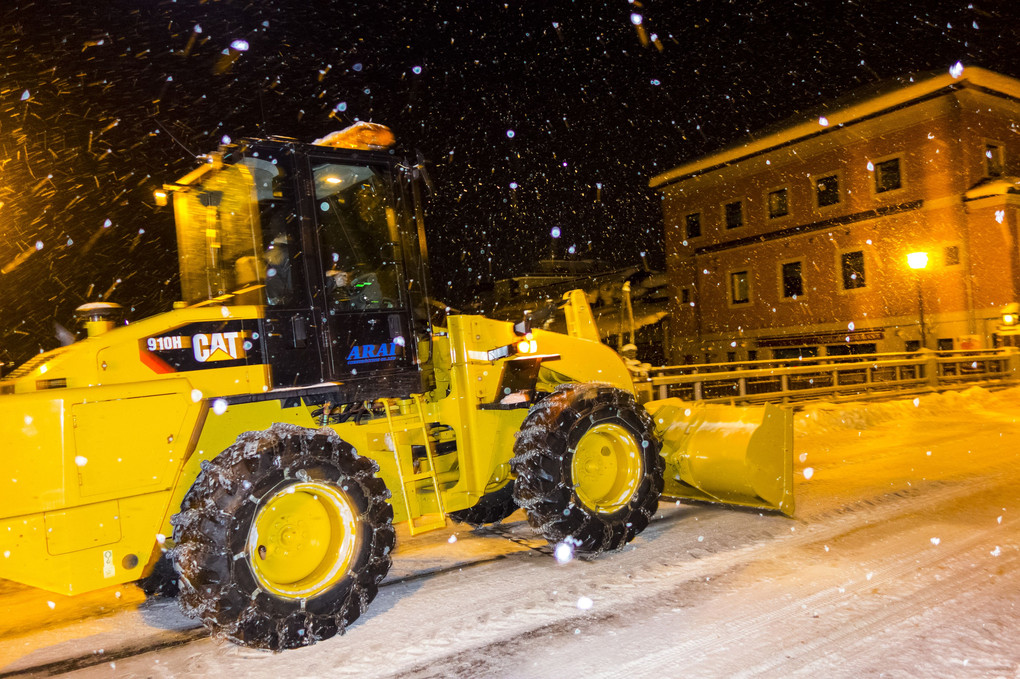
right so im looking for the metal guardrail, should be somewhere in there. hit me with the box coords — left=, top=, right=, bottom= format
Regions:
left=635, top=347, right=1020, bottom=405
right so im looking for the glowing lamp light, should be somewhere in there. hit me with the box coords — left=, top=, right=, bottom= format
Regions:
left=907, top=252, right=929, bottom=270
left=517, top=339, right=538, bottom=354
left=1004, top=314, right=1016, bottom=325
left=230, top=39, right=250, bottom=52
left=154, top=189, right=168, bottom=207
left=551, top=226, right=561, bottom=239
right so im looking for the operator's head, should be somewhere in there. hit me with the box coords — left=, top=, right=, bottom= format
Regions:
left=266, top=233, right=288, bottom=268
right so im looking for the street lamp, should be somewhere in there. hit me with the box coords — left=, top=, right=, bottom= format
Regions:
left=907, top=251, right=929, bottom=349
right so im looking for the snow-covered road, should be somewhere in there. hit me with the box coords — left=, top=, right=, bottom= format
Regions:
left=1, top=387, right=1017, bottom=678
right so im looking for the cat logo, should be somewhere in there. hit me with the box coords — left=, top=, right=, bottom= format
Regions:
left=193, top=332, right=245, bottom=363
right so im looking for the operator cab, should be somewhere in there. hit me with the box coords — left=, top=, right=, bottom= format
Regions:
left=167, top=124, right=432, bottom=399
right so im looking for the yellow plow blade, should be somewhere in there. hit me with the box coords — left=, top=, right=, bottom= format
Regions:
left=645, top=399, right=795, bottom=516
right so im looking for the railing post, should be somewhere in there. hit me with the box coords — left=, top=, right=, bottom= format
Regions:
left=919, top=348, right=939, bottom=388
left=1004, top=346, right=1020, bottom=383
left=693, top=380, right=703, bottom=401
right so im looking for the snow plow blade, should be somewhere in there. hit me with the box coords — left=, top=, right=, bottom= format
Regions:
left=646, top=399, right=795, bottom=516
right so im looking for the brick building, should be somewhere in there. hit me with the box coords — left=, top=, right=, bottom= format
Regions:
left=651, top=66, right=1020, bottom=364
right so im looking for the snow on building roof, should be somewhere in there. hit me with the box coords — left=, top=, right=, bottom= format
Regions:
left=964, top=175, right=1020, bottom=201
left=649, top=66, right=1020, bottom=190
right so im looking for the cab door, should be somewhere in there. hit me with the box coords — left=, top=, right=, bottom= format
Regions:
left=306, top=156, right=423, bottom=400
left=243, top=144, right=326, bottom=388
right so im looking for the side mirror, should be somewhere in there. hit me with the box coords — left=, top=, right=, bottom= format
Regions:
left=513, top=311, right=532, bottom=337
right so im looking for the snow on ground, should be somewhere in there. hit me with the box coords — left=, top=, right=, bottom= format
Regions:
left=795, top=385, right=1019, bottom=435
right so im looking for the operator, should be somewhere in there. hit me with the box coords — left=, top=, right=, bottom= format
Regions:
left=264, top=233, right=293, bottom=305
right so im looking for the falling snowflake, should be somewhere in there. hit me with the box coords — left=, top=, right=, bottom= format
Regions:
left=554, top=543, right=573, bottom=564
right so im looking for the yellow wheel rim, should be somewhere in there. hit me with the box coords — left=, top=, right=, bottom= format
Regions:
left=247, top=481, right=359, bottom=599
left=571, top=422, right=644, bottom=514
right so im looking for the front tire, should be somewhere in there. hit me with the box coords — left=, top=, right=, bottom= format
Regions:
left=170, top=423, right=394, bottom=650
left=511, top=384, right=663, bottom=556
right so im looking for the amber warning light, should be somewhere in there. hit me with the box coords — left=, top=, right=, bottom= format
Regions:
left=313, top=122, right=395, bottom=151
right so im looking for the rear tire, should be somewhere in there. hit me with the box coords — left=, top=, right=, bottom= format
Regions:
left=511, top=383, right=663, bottom=556
left=170, top=423, right=394, bottom=650
left=448, top=481, right=518, bottom=526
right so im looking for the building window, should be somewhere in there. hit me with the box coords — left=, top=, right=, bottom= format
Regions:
left=841, top=250, right=866, bottom=289
left=905, top=339, right=921, bottom=352
left=781, top=261, right=803, bottom=298
left=826, top=343, right=877, bottom=356
left=747, top=350, right=758, bottom=361
left=685, top=212, right=701, bottom=239
left=816, top=174, right=840, bottom=207
left=985, top=143, right=1004, bottom=177
left=727, top=351, right=737, bottom=363
left=767, top=188, right=789, bottom=219
left=730, top=270, right=750, bottom=304
left=937, top=338, right=954, bottom=351
left=874, top=157, right=902, bottom=193
left=773, top=346, right=819, bottom=360
left=725, top=201, right=744, bottom=229
left=681, top=288, right=690, bottom=305
left=944, top=245, right=960, bottom=266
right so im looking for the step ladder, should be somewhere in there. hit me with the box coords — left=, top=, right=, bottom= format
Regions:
left=382, top=395, right=447, bottom=535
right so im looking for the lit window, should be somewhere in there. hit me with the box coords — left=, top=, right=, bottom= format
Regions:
left=685, top=212, right=701, bottom=239
left=816, top=174, right=840, bottom=207
left=768, top=188, right=789, bottom=218
left=725, top=201, right=743, bottom=229
left=944, top=245, right=960, bottom=266
left=985, top=143, right=1003, bottom=177
left=841, top=251, right=866, bottom=289
left=874, top=158, right=902, bottom=193
left=731, top=270, right=750, bottom=304
left=781, top=261, right=803, bottom=298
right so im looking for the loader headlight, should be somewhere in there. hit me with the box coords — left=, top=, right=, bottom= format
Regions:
left=517, top=338, right=538, bottom=354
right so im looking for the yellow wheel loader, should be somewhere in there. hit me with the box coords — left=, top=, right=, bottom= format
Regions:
left=0, top=123, right=794, bottom=651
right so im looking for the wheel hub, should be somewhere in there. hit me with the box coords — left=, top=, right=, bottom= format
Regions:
left=247, top=481, right=359, bottom=599
left=571, top=422, right=644, bottom=514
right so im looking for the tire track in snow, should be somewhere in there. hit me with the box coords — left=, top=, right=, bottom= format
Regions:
left=593, top=480, right=1020, bottom=679
left=387, top=475, right=1015, bottom=679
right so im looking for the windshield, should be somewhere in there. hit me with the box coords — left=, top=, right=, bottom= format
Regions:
left=312, top=161, right=404, bottom=312
left=174, top=150, right=305, bottom=306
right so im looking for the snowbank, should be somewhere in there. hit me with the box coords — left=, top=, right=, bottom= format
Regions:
left=795, top=385, right=1020, bottom=436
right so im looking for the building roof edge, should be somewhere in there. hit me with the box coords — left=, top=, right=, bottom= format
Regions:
left=649, top=66, right=1020, bottom=190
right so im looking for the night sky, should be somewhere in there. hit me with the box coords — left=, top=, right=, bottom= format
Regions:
left=2, top=1, right=1018, bottom=367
